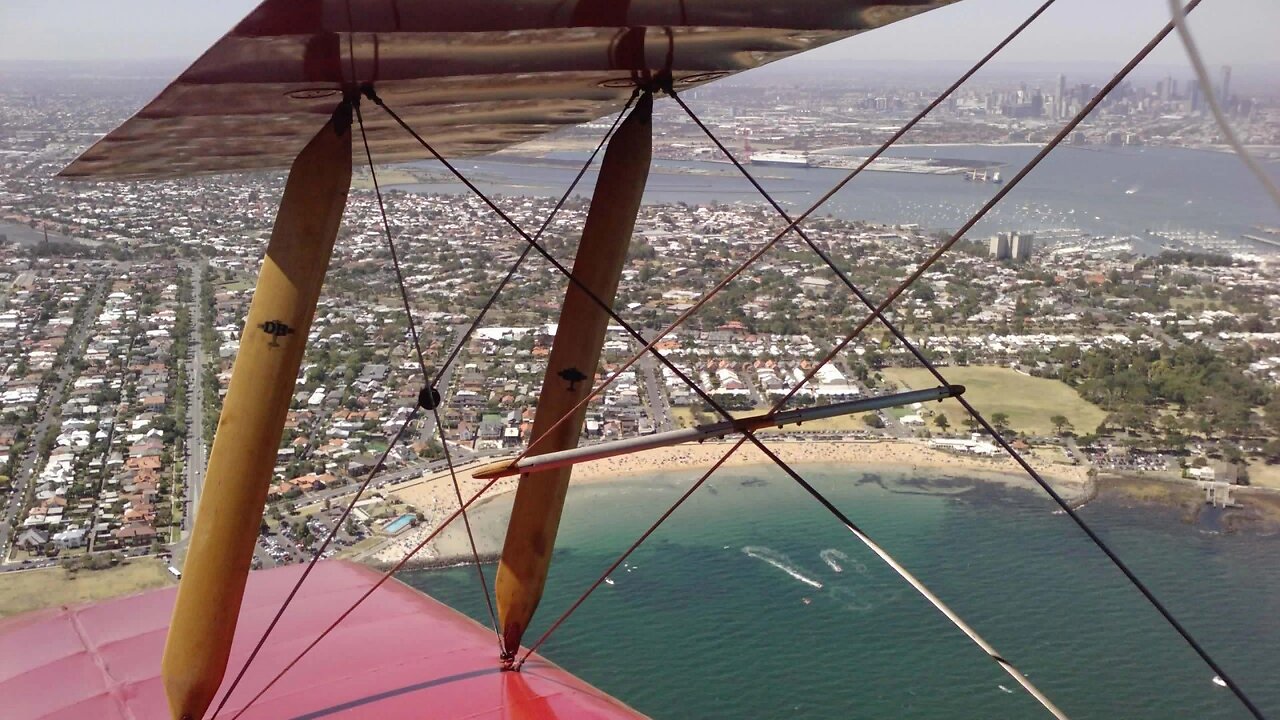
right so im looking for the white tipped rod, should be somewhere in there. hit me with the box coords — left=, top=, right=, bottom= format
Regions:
left=473, top=385, right=963, bottom=480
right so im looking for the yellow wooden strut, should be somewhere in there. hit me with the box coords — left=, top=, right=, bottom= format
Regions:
left=495, top=93, right=653, bottom=657
left=162, top=106, right=352, bottom=720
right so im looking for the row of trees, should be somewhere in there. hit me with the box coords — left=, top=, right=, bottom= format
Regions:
left=1059, top=342, right=1274, bottom=453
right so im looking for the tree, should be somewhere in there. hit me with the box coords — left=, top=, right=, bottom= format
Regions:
left=862, top=414, right=885, bottom=429
left=932, top=414, right=950, bottom=433
left=1050, top=414, right=1073, bottom=436
left=990, top=412, right=1010, bottom=432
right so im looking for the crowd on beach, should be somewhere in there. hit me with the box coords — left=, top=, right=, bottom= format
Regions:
left=357, top=439, right=1088, bottom=567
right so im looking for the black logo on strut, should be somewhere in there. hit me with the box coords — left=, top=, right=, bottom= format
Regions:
left=259, top=320, right=294, bottom=347
left=558, top=367, right=587, bottom=391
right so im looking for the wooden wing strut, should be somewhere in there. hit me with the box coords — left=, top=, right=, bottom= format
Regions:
left=495, top=94, right=653, bottom=656
left=162, top=106, right=352, bottom=720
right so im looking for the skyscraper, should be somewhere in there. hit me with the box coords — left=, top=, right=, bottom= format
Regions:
left=990, top=232, right=1011, bottom=260
left=1219, top=65, right=1232, bottom=106
left=1012, top=232, right=1035, bottom=261
left=1057, top=74, right=1067, bottom=119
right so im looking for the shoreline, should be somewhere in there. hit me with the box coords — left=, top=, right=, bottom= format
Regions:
left=357, top=439, right=1092, bottom=569
left=354, top=439, right=1280, bottom=572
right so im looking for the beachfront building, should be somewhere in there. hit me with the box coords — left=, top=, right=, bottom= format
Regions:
left=929, top=434, right=1000, bottom=456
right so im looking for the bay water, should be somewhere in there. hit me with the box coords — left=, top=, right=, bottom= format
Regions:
left=398, top=144, right=1280, bottom=244
left=400, top=466, right=1280, bottom=719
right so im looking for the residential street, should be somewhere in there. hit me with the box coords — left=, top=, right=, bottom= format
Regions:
left=1, top=279, right=107, bottom=560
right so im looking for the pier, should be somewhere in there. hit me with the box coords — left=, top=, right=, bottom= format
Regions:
left=1198, top=480, right=1239, bottom=508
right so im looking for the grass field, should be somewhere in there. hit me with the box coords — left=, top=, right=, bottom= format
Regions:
left=669, top=404, right=869, bottom=433
left=881, top=365, right=1107, bottom=436
left=1248, top=463, right=1280, bottom=490
left=0, top=560, right=177, bottom=618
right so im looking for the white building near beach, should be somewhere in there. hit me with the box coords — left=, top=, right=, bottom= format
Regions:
left=929, top=434, right=999, bottom=456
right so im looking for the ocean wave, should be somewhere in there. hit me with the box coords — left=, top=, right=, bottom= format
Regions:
left=742, top=546, right=823, bottom=589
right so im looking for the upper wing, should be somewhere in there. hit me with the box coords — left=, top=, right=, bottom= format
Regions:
left=59, top=0, right=958, bottom=180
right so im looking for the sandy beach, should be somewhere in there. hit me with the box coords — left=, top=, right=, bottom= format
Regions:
left=358, top=439, right=1089, bottom=567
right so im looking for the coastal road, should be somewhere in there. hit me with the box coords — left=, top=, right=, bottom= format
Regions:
left=0, top=278, right=108, bottom=560
left=637, top=351, right=672, bottom=431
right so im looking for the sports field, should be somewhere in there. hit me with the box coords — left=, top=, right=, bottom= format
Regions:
left=882, top=365, right=1106, bottom=436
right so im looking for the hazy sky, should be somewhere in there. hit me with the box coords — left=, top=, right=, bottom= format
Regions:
left=0, top=0, right=1276, bottom=69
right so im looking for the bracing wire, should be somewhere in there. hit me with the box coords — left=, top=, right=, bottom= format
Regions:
left=1168, top=0, right=1280, bottom=211
left=208, top=408, right=419, bottom=719
left=227, top=2, right=1266, bottom=718
left=363, top=91, right=919, bottom=711
left=472, top=0, right=1060, bottom=472
left=518, top=4, right=1078, bottom=710
left=677, top=72, right=1266, bottom=720
left=517, top=435, right=747, bottom=664
left=520, top=3, right=1265, bottom=719
left=431, top=402, right=503, bottom=649
left=207, top=91, right=650, bottom=717
left=358, top=16, right=1072, bottom=700
left=221, top=92, right=640, bottom=718
left=430, top=90, right=640, bottom=388
left=673, top=1, right=1263, bottom=717
left=366, top=95, right=818, bottom=536
left=355, top=100, right=430, bottom=378
left=358, top=91, right=641, bottom=651
left=513, top=0, right=1063, bottom=657
left=365, top=91, right=791, bottom=472
left=227, top=476, right=502, bottom=720
left=353, top=97, right=503, bottom=647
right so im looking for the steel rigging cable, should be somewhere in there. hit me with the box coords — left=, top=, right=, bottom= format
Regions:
left=211, top=91, right=641, bottom=720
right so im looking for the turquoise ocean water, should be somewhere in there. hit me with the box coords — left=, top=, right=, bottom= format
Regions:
left=400, top=466, right=1280, bottom=719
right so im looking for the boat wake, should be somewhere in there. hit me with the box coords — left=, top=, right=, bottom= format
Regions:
left=742, top=546, right=823, bottom=589
left=819, top=548, right=849, bottom=573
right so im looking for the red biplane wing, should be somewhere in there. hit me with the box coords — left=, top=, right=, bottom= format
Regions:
left=58, top=0, right=957, bottom=180
left=20, top=2, right=965, bottom=719
left=0, top=561, right=645, bottom=720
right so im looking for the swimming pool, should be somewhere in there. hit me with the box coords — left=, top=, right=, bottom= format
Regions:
left=383, top=514, right=415, bottom=535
